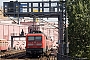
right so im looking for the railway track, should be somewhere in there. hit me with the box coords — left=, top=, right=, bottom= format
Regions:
left=0, top=50, right=57, bottom=60
left=0, top=50, right=25, bottom=58
left=1, top=55, right=57, bottom=60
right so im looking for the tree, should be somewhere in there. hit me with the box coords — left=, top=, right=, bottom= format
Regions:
left=67, top=0, right=90, bottom=59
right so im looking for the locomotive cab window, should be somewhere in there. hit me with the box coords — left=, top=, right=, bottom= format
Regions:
left=35, top=36, right=42, bottom=41
left=28, top=36, right=34, bottom=41
left=28, top=36, right=42, bottom=41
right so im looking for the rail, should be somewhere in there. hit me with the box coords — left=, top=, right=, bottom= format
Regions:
left=0, top=50, right=25, bottom=58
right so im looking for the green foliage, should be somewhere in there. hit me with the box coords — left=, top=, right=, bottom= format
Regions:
left=67, top=0, right=90, bottom=59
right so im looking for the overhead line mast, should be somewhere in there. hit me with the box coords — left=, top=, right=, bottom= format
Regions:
left=16, top=0, right=19, bottom=24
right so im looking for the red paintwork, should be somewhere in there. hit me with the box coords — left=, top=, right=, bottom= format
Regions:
left=0, top=39, right=8, bottom=51
left=26, top=33, right=46, bottom=49
left=27, top=41, right=42, bottom=48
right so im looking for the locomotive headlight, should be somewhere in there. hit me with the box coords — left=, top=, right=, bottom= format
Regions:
left=28, top=44, right=33, bottom=46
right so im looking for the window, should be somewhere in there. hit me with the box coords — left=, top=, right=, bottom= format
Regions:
left=28, top=36, right=34, bottom=41
left=28, top=36, right=42, bottom=41
left=35, top=36, right=42, bottom=41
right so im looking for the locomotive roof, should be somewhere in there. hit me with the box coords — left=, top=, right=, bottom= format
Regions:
left=28, top=30, right=47, bottom=37
left=29, top=30, right=43, bottom=33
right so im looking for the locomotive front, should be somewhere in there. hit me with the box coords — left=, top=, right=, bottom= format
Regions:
left=26, top=33, right=46, bottom=56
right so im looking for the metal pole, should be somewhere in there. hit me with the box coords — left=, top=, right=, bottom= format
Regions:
left=16, top=0, right=19, bottom=24
left=66, top=18, right=69, bottom=59
left=62, top=0, right=69, bottom=59
left=11, top=36, right=13, bottom=49
left=18, top=2, right=19, bottom=24
left=33, top=17, right=36, bottom=31
left=64, top=0, right=69, bottom=56
left=63, top=0, right=66, bottom=55
left=57, top=14, right=64, bottom=60
left=57, top=0, right=67, bottom=60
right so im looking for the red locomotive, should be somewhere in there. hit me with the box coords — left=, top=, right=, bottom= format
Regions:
left=0, top=39, right=8, bottom=52
left=26, top=30, right=52, bottom=56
